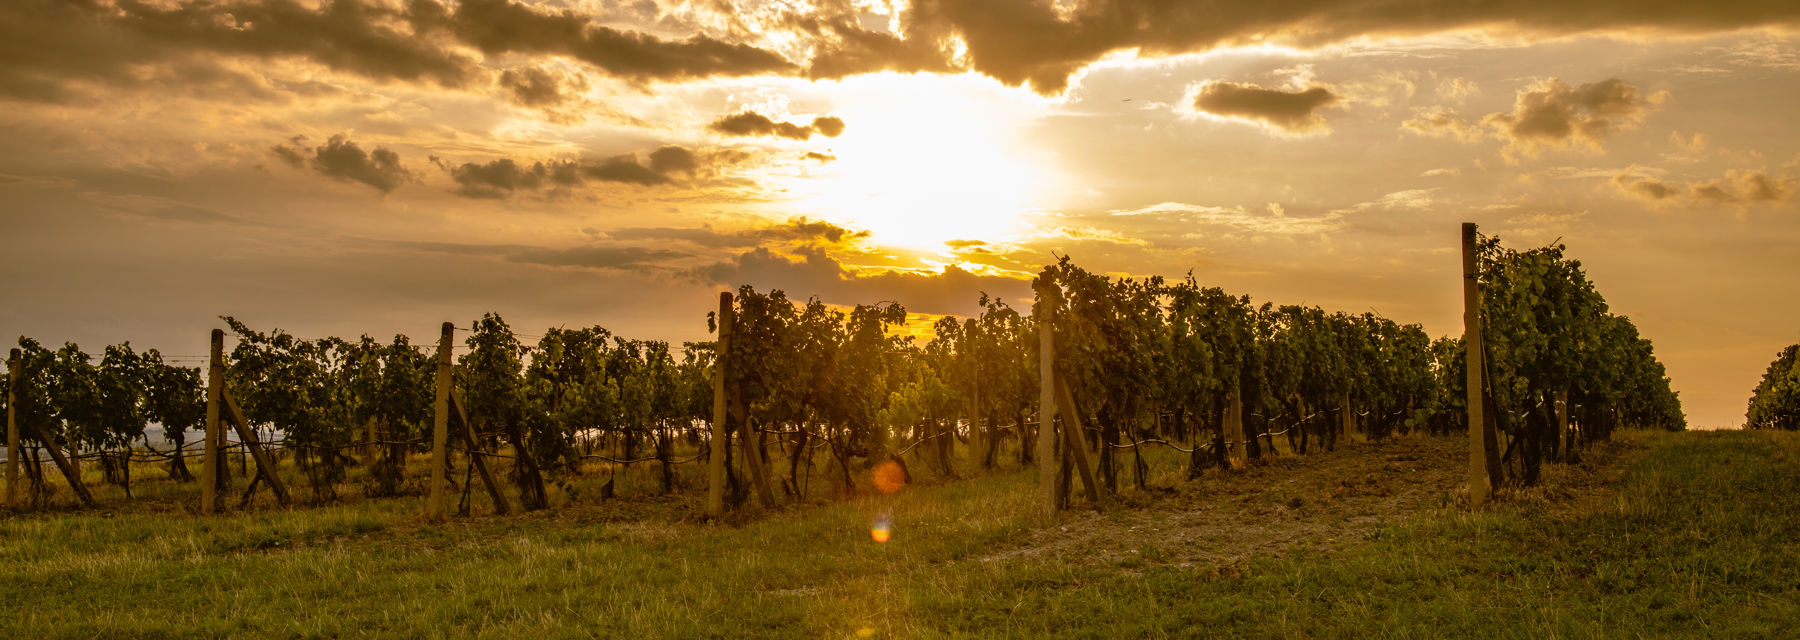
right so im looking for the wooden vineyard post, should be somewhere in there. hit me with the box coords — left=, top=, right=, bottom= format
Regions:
left=1052, top=375, right=1103, bottom=510
left=427, top=322, right=452, bottom=520
left=6, top=348, right=18, bottom=507
left=203, top=329, right=224, bottom=513
left=706, top=292, right=731, bottom=519
left=1556, top=390, right=1574, bottom=462
left=725, top=301, right=776, bottom=509
left=1462, top=222, right=1492, bottom=506
left=1340, top=392, right=1354, bottom=442
left=1226, top=390, right=1247, bottom=470
left=1036, top=276, right=1057, bottom=518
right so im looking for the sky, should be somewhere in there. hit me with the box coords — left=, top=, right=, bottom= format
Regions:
left=1, top=0, right=1797, bottom=428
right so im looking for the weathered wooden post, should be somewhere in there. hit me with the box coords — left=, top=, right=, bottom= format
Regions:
left=1462, top=222, right=1492, bottom=506
left=6, top=348, right=19, bottom=507
left=427, top=321, right=453, bottom=519
left=1556, top=390, right=1574, bottom=462
left=706, top=292, right=731, bottom=518
left=1225, top=390, right=1246, bottom=470
left=203, top=329, right=224, bottom=513
left=1036, top=275, right=1058, bottom=517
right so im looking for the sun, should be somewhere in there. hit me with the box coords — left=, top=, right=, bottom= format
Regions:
left=779, top=73, right=1059, bottom=252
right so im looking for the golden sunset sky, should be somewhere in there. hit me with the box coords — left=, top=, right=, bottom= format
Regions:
left=1, top=0, right=1796, bottom=427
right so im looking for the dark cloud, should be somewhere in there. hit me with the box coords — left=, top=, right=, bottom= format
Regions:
left=0, top=0, right=793, bottom=104
left=274, top=134, right=411, bottom=192
left=1191, top=82, right=1339, bottom=133
left=411, top=0, right=794, bottom=82
left=648, top=146, right=699, bottom=174
left=0, top=0, right=479, bottom=104
left=698, top=246, right=1033, bottom=317
left=801, top=151, right=837, bottom=163
left=498, top=66, right=588, bottom=108
left=893, top=0, right=1800, bottom=95
left=609, top=218, right=869, bottom=247
left=445, top=146, right=709, bottom=198
left=775, top=4, right=957, bottom=80
left=709, top=111, right=846, bottom=140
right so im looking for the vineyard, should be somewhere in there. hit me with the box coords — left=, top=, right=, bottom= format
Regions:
left=1, top=226, right=1684, bottom=517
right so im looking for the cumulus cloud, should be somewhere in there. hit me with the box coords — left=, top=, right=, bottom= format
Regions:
left=1690, top=170, right=1794, bottom=204
left=1190, top=82, right=1339, bottom=133
left=1611, top=168, right=1792, bottom=205
left=1483, top=78, right=1665, bottom=159
left=498, top=66, right=588, bottom=109
left=1612, top=172, right=1679, bottom=201
left=273, top=134, right=412, bottom=193
left=446, top=148, right=703, bottom=199
left=1404, top=78, right=1663, bottom=160
left=708, top=111, right=847, bottom=140
left=698, top=246, right=1032, bottom=316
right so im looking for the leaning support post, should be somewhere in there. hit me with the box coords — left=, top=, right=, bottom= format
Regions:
left=20, top=421, right=93, bottom=506
left=1035, top=276, right=1058, bottom=517
left=1462, top=222, right=1492, bottom=506
left=1053, top=375, right=1103, bottom=510
left=6, top=348, right=19, bottom=507
left=706, top=292, right=731, bottom=518
left=451, top=391, right=511, bottom=515
left=220, top=388, right=291, bottom=507
left=427, top=321, right=453, bottom=520
left=203, top=329, right=224, bottom=513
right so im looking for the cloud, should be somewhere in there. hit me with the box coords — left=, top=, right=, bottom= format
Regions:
left=648, top=146, right=699, bottom=174
left=1612, top=173, right=1679, bottom=201
left=886, top=0, right=1800, bottom=95
left=1690, top=170, right=1794, bottom=204
left=708, top=111, right=847, bottom=140
left=1483, top=78, right=1664, bottom=159
left=445, top=148, right=697, bottom=198
left=801, top=151, right=837, bottom=163
left=273, top=134, right=412, bottom=192
left=1401, top=106, right=1486, bottom=142
left=498, top=66, right=588, bottom=109
left=609, top=218, right=870, bottom=247
left=1110, top=201, right=1342, bottom=235
left=697, top=246, right=1032, bottom=316
left=411, top=0, right=794, bottom=82
left=1190, top=82, right=1339, bottom=134
left=378, top=238, right=685, bottom=271
left=1611, top=167, right=1792, bottom=205
left=1403, top=78, right=1663, bottom=160
left=0, top=0, right=794, bottom=104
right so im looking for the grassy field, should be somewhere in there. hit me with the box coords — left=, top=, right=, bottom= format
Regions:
left=3, top=429, right=1797, bottom=638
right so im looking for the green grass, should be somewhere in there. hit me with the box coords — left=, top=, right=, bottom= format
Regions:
left=3, top=430, right=1797, bottom=638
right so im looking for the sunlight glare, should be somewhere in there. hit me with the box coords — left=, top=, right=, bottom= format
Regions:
left=785, top=74, right=1057, bottom=251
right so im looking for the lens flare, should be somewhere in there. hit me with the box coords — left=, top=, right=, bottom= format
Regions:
left=872, top=460, right=907, bottom=494
left=871, top=512, right=892, bottom=543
